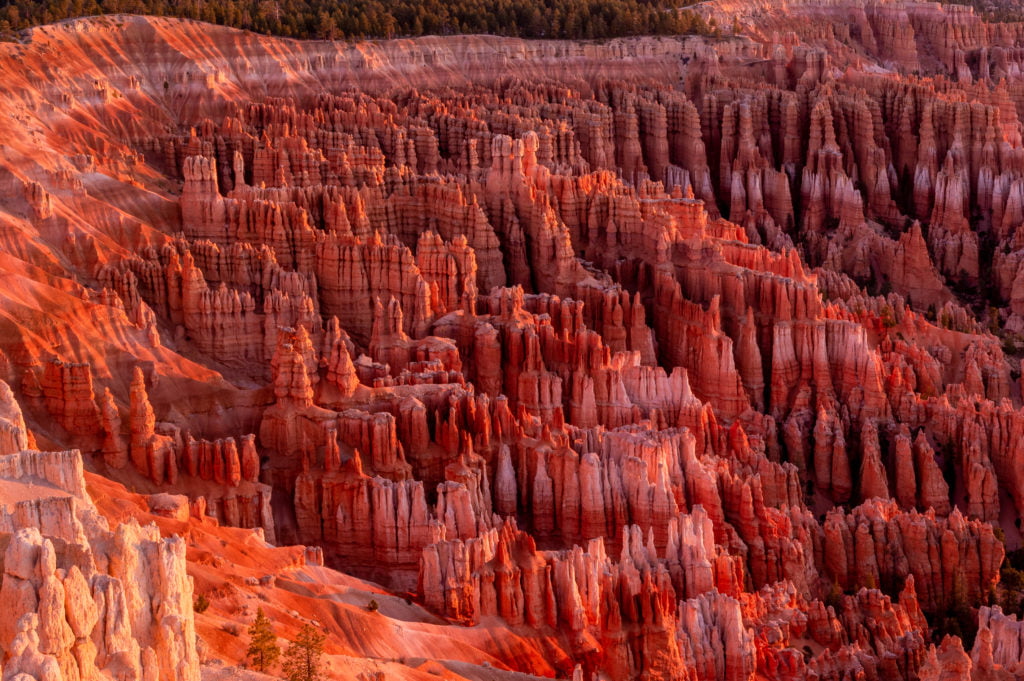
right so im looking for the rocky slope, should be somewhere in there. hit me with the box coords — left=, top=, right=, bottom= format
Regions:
left=3, top=3, right=1024, bottom=680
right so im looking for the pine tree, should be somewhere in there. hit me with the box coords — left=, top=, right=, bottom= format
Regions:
left=246, top=608, right=280, bottom=672
left=281, top=624, right=326, bottom=681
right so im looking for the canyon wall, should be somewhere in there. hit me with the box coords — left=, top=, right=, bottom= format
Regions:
left=1, top=4, right=1024, bottom=679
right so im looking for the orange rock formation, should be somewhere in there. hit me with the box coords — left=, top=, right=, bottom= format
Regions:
left=2, top=5, right=1024, bottom=680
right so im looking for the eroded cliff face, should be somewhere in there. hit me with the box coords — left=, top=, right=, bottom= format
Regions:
left=4, top=4, right=1024, bottom=680
left=0, top=394, right=199, bottom=681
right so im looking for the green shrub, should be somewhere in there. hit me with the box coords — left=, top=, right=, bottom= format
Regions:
left=193, top=593, right=211, bottom=613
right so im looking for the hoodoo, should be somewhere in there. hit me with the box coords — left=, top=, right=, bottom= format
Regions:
left=2, top=2, right=1024, bottom=679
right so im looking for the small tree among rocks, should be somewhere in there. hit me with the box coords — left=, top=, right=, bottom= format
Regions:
left=246, top=607, right=280, bottom=672
left=282, top=624, right=326, bottom=681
